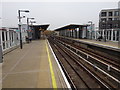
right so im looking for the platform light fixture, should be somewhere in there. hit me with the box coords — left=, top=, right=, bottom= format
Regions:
left=30, top=20, right=36, bottom=33
left=27, top=17, right=35, bottom=37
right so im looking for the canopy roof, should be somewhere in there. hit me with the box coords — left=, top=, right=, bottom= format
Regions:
left=54, top=24, right=89, bottom=31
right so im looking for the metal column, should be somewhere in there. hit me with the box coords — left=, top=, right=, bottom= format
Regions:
left=65, top=30, right=67, bottom=37
left=79, top=27, right=82, bottom=39
left=72, top=30, right=74, bottom=38
left=66, top=30, right=68, bottom=37
left=70, top=30, right=72, bottom=37
left=75, top=29, right=77, bottom=38
left=63, top=30, right=65, bottom=36
left=68, top=30, right=70, bottom=37
left=86, top=26, right=88, bottom=39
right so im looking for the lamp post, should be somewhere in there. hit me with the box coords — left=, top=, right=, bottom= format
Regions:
left=30, top=21, right=36, bottom=30
left=88, top=21, right=93, bottom=39
left=30, top=21, right=36, bottom=39
left=27, top=18, right=34, bottom=38
left=18, top=10, right=29, bottom=49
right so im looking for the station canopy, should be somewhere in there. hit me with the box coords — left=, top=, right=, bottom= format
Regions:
left=30, top=24, right=50, bottom=31
left=54, top=24, right=89, bottom=31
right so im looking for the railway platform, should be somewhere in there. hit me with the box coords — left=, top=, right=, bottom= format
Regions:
left=64, top=37, right=120, bottom=51
left=75, top=39, right=119, bottom=49
left=2, top=39, right=69, bottom=88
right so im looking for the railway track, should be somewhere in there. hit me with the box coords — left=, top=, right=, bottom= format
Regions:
left=56, top=36, right=120, bottom=70
left=53, top=36, right=120, bottom=81
left=48, top=36, right=120, bottom=89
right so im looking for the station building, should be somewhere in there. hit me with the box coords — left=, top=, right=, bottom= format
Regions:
left=99, top=8, right=120, bottom=42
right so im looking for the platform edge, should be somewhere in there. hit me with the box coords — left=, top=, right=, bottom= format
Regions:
left=47, top=39, right=71, bottom=89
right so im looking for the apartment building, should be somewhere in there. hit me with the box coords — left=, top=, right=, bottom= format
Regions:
left=99, top=8, right=120, bottom=41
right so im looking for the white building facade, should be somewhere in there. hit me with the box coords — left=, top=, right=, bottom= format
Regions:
left=0, top=25, right=28, bottom=52
left=0, top=27, right=19, bottom=51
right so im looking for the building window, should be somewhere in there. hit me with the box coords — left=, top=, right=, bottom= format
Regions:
left=101, top=31, right=103, bottom=36
left=108, top=24, right=112, bottom=29
left=109, top=30, right=111, bottom=40
left=114, top=18, right=119, bottom=20
left=116, top=31, right=119, bottom=41
left=5, top=31, right=9, bottom=48
left=114, top=11, right=119, bottom=16
left=114, top=24, right=119, bottom=28
left=6, top=32, right=8, bottom=41
left=9, top=32, right=12, bottom=46
left=113, top=31, right=115, bottom=40
left=101, top=12, right=107, bottom=17
left=102, top=24, right=106, bottom=29
left=108, top=12, right=113, bottom=16
left=12, top=32, right=14, bottom=42
left=2, top=31, right=5, bottom=41
left=106, top=31, right=109, bottom=40
left=101, top=18, right=107, bottom=22
left=108, top=18, right=112, bottom=21
left=2, top=31, right=5, bottom=49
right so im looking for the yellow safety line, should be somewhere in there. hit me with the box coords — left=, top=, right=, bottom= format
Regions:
left=46, top=41, right=57, bottom=89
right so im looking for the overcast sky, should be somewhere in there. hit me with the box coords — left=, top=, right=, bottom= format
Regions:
left=1, top=1, right=120, bottom=30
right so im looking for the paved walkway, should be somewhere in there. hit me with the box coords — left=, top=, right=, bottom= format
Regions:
left=2, top=39, right=68, bottom=88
